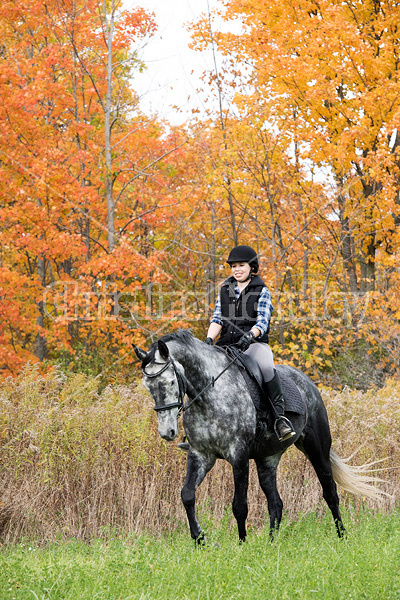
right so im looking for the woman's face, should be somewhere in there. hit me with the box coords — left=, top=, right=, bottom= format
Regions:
left=231, top=262, right=251, bottom=282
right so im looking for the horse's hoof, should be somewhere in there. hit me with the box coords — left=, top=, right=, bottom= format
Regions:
left=195, top=532, right=206, bottom=546
left=177, top=442, right=190, bottom=451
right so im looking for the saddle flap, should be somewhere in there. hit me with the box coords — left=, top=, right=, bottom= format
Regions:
left=228, top=347, right=264, bottom=390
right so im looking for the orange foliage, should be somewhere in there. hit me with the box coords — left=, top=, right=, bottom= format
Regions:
left=1, top=0, right=400, bottom=387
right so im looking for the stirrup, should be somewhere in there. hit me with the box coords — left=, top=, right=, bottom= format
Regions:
left=274, top=417, right=296, bottom=442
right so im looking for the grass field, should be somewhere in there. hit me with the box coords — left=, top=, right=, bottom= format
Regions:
left=2, top=508, right=400, bottom=600
left=1, top=368, right=400, bottom=598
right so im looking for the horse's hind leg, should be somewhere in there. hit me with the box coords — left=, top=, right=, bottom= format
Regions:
left=296, top=427, right=346, bottom=538
left=181, top=451, right=216, bottom=543
left=255, top=454, right=283, bottom=540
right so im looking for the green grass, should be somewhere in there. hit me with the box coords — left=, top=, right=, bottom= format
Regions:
left=1, top=509, right=400, bottom=600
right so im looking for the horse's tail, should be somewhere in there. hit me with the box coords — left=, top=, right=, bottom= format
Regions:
left=330, top=449, right=391, bottom=502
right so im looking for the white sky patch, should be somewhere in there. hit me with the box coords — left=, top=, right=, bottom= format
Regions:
left=389, top=128, right=398, bottom=149
left=124, top=0, right=243, bottom=124
left=124, top=0, right=221, bottom=123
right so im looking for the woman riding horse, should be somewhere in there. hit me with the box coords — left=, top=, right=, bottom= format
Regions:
left=205, top=245, right=295, bottom=442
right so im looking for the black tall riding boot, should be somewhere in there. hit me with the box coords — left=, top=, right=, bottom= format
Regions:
left=262, top=371, right=296, bottom=442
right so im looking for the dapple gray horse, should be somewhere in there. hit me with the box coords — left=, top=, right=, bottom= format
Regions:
left=134, top=330, right=383, bottom=543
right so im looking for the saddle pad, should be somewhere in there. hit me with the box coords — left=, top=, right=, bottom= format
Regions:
left=240, top=368, right=306, bottom=416
left=277, top=368, right=306, bottom=415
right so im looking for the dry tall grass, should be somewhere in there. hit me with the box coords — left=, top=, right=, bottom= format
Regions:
left=0, top=364, right=398, bottom=543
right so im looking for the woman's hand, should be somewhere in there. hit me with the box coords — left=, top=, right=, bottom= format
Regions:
left=236, top=331, right=255, bottom=351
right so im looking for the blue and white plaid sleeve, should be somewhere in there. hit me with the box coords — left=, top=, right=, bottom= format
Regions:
left=210, top=294, right=223, bottom=325
left=255, top=286, right=273, bottom=336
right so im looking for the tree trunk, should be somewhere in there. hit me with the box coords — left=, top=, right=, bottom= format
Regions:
left=35, top=255, right=47, bottom=361
left=207, top=2, right=237, bottom=245
left=207, top=202, right=217, bottom=307
left=337, top=190, right=358, bottom=294
left=360, top=234, right=376, bottom=293
left=104, top=0, right=115, bottom=253
left=34, top=194, right=47, bottom=361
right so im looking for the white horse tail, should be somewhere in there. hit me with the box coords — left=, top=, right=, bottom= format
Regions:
left=330, top=449, right=391, bottom=502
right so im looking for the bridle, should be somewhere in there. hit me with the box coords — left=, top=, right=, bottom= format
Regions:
left=142, top=347, right=246, bottom=416
left=143, top=357, right=187, bottom=415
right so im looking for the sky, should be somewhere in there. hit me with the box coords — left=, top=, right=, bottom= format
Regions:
left=125, top=0, right=224, bottom=123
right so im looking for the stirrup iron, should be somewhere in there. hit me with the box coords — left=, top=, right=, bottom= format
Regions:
left=274, top=416, right=296, bottom=442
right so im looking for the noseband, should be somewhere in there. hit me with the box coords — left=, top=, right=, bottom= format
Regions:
left=143, top=357, right=187, bottom=414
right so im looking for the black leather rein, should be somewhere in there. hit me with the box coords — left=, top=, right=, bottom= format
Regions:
left=143, top=348, right=246, bottom=416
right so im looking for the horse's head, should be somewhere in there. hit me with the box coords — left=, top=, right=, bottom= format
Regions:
left=133, top=340, right=184, bottom=442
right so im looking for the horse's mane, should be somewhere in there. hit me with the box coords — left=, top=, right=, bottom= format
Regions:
left=142, top=330, right=197, bottom=368
left=159, top=329, right=195, bottom=346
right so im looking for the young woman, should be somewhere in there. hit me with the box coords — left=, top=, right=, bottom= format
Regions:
left=204, top=245, right=295, bottom=442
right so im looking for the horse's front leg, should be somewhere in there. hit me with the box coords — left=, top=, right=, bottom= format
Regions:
left=181, top=450, right=216, bottom=544
left=231, top=457, right=250, bottom=542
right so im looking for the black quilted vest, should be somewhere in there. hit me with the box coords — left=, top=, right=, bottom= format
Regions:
left=216, top=275, right=270, bottom=347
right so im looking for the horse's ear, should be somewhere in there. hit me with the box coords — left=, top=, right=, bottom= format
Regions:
left=132, top=344, right=147, bottom=363
left=157, top=340, right=169, bottom=361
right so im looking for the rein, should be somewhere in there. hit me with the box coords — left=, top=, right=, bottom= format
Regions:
left=143, top=348, right=245, bottom=415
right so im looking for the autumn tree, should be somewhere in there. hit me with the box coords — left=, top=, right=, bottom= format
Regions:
left=186, top=0, right=400, bottom=384
left=220, top=0, right=400, bottom=291
left=2, top=0, right=400, bottom=387
left=0, top=0, right=178, bottom=376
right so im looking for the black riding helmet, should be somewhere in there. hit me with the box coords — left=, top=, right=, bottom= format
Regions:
left=226, top=245, right=259, bottom=273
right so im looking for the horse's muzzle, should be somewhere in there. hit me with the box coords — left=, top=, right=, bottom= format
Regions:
left=159, top=427, right=178, bottom=441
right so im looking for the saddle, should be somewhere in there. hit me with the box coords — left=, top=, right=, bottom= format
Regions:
left=227, top=347, right=306, bottom=416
